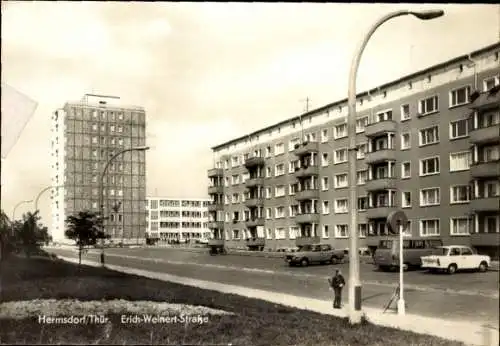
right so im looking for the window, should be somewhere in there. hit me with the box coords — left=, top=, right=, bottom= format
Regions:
left=420, top=219, right=440, bottom=236
left=357, top=196, right=367, bottom=211
left=275, top=143, right=285, bottom=155
left=289, top=183, right=298, bottom=195
left=356, top=170, right=367, bottom=185
left=265, top=146, right=272, bottom=157
left=334, top=199, right=348, bottom=214
left=232, top=230, right=240, bottom=240
left=334, top=148, right=348, bottom=164
left=401, top=161, right=411, bottom=179
left=321, top=153, right=329, bottom=166
left=376, top=109, right=393, bottom=122
left=289, top=226, right=299, bottom=239
left=483, top=75, right=500, bottom=91
left=358, top=224, right=367, bottom=238
left=418, top=95, right=438, bottom=115
left=232, top=156, right=239, bottom=166
left=334, top=123, right=347, bottom=139
left=401, top=104, right=410, bottom=121
left=419, top=157, right=440, bottom=176
left=484, top=180, right=500, bottom=197
left=322, top=225, right=330, bottom=238
left=266, top=208, right=272, bottom=219
left=321, top=177, right=329, bottom=191
left=449, top=118, right=468, bottom=139
left=335, top=224, right=349, bottom=238
left=450, top=217, right=471, bottom=235
left=402, top=221, right=412, bottom=237
left=419, top=126, right=439, bottom=146
left=289, top=138, right=300, bottom=151
left=92, top=136, right=98, bottom=144
left=322, top=201, right=330, bottom=214
left=484, top=145, right=500, bottom=162
left=266, top=167, right=272, bottom=178
left=265, top=187, right=272, bottom=199
left=265, top=228, right=272, bottom=240
left=117, top=126, right=123, bottom=133
left=485, top=216, right=499, bottom=233
left=231, top=193, right=240, bottom=204
left=402, top=191, right=412, bottom=208
left=334, top=173, right=348, bottom=188
left=232, top=175, right=240, bottom=185
left=304, top=132, right=317, bottom=142
left=420, top=187, right=440, bottom=206
left=356, top=117, right=368, bottom=133
left=321, top=129, right=329, bottom=142
left=449, top=85, right=471, bottom=107
left=401, top=132, right=411, bottom=150
left=356, top=143, right=366, bottom=159
left=451, top=151, right=473, bottom=173
left=275, top=207, right=285, bottom=218
left=273, top=163, right=285, bottom=176
left=289, top=205, right=299, bottom=217
left=450, top=185, right=470, bottom=204
left=275, top=185, right=286, bottom=197
left=274, top=228, right=286, bottom=240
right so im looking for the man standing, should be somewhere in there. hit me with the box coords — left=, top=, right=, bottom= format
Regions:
left=329, top=269, right=346, bottom=309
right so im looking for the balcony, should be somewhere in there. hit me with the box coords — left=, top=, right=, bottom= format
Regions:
left=365, top=177, right=397, bottom=192
left=366, top=206, right=397, bottom=220
left=208, top=185, right=224, bottom=194
left=364, top=149, right=397, bottom=164
left=469, top=125, right=500, bottom=144
left=245, top=177, right=265, bottom=188
left=207, top=168, right=224, bottom=178
left=365, top=120, right=398, bottom=138
left=470, top=196, right=500, bottom=213
left=295, top=188, right=320, bottom=200
left=295, top=213, right=320, bottom=224
left=208, top=239, right=224, bottom=246
left=207, top=203, right=224, bottom=212
left=294, top=141, right=319, bottom=157
left=246, top=237, right=266, bottom=247
left=207, top=221, right=224, bottom=229
left=244, top=157, right=265, bottom=168
left=295, top=236, right=321, bottom=246
left=294, top=165, right=319, bottom=178
left=245, top=198, right=265, bottom=208
left=470, top=161, right=500, bottom=178
left=470, top=232, right=500, bottom=247
left=245, top=217, right=265, bottom=228
left=469, top=88, right=500, bottom=111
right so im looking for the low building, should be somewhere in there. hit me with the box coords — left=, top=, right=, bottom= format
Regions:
left=146, top=197, right=211, bottom=244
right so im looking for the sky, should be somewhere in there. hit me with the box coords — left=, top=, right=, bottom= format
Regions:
left=1, top=2, right=499, bottom=228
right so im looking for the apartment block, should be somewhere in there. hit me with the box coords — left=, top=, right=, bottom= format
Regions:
left=145, top=197, right=211, bottom=243
left=51, top=94, right=147, bottom=244
left=207, top=43, right=500, bottom=257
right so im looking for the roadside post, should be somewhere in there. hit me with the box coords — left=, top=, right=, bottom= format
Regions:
left=386, top=210, right=408, bottom=316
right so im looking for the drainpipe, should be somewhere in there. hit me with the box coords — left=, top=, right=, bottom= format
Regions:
left=467, top=54, right=478, bottom=90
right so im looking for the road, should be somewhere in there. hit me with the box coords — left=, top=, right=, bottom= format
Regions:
left=47, top=247, right=499, bottom=326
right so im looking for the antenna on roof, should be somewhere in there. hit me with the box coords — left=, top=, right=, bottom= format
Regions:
left=299, top=97, right=311, bottom=144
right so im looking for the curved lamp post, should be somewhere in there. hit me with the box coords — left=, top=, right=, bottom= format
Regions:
left=99, top=146, right=149, bottom=265
left=346, top=9, right=444, bottom=324
left=12, top=200, right=33, bottom=222
left=34, top=185, right=64, bottom=212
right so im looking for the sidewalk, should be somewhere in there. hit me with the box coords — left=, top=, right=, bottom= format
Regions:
left=59, top=256, right=498, bottom=346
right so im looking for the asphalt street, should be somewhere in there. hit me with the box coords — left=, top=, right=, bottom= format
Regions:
left=47, top=247, right=499, bottom=326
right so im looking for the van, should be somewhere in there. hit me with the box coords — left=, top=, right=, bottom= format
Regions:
left=373, top=237, right=443, bottom=271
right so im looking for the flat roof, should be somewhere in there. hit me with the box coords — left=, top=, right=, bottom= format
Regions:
left=212, top=42, right=500, bottom=151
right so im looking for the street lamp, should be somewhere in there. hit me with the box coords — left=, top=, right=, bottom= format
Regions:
left=12, top=200, right=33, bottom=222
left=34, top=185, right=64, bottom=212
left=346, top=9, right=444, bottom=324
left=99, top=146, right=149, bottom=265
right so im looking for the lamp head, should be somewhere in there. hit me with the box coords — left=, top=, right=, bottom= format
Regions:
left=410, top=9, right=444, bottom=20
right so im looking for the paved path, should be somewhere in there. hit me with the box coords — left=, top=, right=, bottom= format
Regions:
left=58, top=255, right=498, bottom=346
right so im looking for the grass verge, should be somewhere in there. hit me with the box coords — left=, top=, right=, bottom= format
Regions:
left=0, top=256, right=464, bottom=345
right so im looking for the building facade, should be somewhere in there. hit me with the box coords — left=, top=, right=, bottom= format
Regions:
left=207, top=43, right=500, bottom=257
left=145, top=197, right=211, bottom=243
left=51, top=94, right=147, bottom=244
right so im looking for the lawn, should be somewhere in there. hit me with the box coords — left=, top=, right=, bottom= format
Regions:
left=0, top=256, right=464, bottom=345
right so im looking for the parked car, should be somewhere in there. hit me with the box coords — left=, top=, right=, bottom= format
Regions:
left=285, top=244, right=345, bottom=267
left=421, top=245, right=491, bottom=274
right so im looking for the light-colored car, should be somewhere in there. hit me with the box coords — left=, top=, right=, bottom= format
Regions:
left=285, top=244, right=345, bottom=267
left=421, top=245, right=491, bottom=274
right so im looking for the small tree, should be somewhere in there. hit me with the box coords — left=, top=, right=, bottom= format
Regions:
left=16, top=211, right=49, bottom=258
left=65, top=210, right=108, bottom=265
